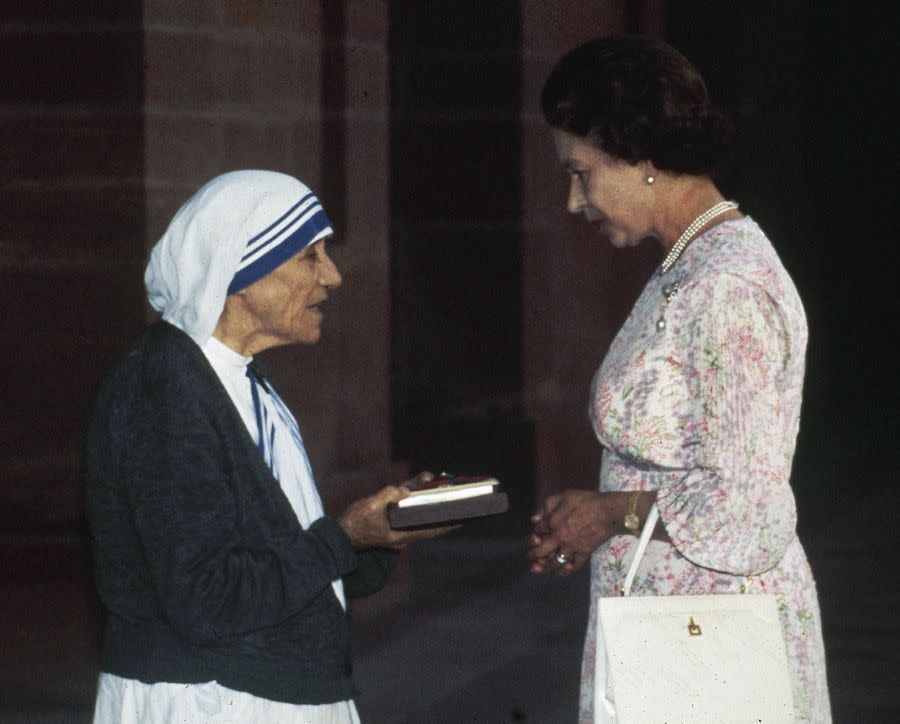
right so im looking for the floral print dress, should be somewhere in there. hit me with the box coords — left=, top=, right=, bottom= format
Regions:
left=580, top=218, right=830, bottom=722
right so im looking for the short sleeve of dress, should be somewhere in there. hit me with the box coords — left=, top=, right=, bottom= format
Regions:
left=655, top=272, right=798, bottom=576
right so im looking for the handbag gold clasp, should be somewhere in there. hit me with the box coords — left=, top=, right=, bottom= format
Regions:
left=687, top=617, right=702, bottom=636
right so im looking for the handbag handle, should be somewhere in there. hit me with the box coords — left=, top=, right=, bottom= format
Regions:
left=621, top=502, right=660, bottom=597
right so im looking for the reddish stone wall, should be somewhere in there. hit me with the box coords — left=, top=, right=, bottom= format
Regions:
left=0, top=0, right=669, bottom=546
left=388, top=1, right=533, bottom=514
left=0, top=0, right=398, bottom=550
left=0, top=2, right=145, bottom=551
left=0, top=0, right=668, bottom=707
left=520, top=0, right=665, bottom=500
left=0, top=3, right=145, bottom=707
left=141, top=0, right=402, bottom=512
left=0, top=0, right=401, bottom=705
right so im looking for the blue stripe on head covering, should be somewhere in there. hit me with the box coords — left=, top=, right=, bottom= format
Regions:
left=226, top=194, right=333, bottom=295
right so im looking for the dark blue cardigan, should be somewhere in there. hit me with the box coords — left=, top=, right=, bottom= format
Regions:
left=84, top=321, right=395, bottom=704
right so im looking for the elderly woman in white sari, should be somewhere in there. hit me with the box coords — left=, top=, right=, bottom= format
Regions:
left=85, top=170, right=451, bottom=723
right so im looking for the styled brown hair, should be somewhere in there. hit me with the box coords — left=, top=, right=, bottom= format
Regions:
left=541, top=36, right=734, bottom=175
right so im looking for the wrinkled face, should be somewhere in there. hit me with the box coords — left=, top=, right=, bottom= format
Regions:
left=553, top=129, right=655, bottom=248
left=235, top=239, right=342, bottom=346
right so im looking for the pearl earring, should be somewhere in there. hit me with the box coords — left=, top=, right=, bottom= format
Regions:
left=646, top=175, right=656, bottom=184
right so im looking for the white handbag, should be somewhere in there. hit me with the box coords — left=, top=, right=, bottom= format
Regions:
left=594, top=504, right=795, bottom=723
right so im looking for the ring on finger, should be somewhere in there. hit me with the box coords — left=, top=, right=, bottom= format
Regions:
left=555, top=551, right=570, bottom=565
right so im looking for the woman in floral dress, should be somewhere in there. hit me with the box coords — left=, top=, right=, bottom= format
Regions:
left=526, top=36, right=830, bottom=721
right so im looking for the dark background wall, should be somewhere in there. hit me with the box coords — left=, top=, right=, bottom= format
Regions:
left=0, top=2, right=145, bottom=569
left=389, top=1, right=534, bottom=516
left=0, top=5, right=145, bottom=713
left=1, top=1, right=895, bottom=720
left=666, top=1, right=896, bottom=528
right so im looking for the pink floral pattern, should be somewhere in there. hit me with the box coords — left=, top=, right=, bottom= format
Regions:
left=580, top=219, right=830, bottom=722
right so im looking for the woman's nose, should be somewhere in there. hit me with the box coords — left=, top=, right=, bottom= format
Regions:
left=567, top=176, right=585, bottom=214
left=320, top=251, right=342, bottom=288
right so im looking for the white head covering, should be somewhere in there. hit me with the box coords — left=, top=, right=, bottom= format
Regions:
left=147, top=172, right=346, bottom=608
left=145, top=170, right=333, bottom=346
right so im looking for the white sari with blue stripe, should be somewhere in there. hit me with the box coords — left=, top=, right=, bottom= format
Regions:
left=204, top=336, right=347, bottom=609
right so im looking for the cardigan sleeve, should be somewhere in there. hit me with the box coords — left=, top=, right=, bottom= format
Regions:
left=655, top=272, right=798, bottom=576
left=124, top=346, right=361, bottom=643
left=342, top=548, right=398, bottom=597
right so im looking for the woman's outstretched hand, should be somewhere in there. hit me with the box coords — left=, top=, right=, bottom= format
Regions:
left=337, top=472, right=460, bottom=550
left=528, top=490, right=630, bottom=575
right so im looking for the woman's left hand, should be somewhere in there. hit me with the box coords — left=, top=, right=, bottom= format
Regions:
left=527, top=490, right=628, bottom=575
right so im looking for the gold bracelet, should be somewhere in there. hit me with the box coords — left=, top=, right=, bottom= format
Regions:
left=623, top=490, right=641, bottom=534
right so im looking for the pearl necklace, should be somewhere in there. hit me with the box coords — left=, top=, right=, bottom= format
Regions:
left=659, top=200, right=738, bottom=274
